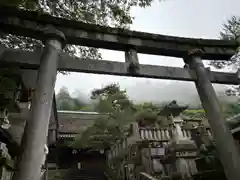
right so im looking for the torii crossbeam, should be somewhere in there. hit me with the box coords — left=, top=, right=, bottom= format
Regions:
left=0, top=5, right=239, bottom=180
left=0, top=5, right=238, bottom=60
left=0, top=46, right=239, bottom=85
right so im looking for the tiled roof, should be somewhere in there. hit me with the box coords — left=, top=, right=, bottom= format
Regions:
left=57, top=111, right=106, bottom=134
left=58, top=111, right=100, bottom=115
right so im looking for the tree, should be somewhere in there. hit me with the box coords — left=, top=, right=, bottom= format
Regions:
left=70, top=83, right=165, bottom=149
left=220, top=16, right=240, bottom=41
left=91, top=83, right=134, bottom=113
left=56, top=86, right=87, bottom=110
left=182, top=101, right=240, bottom=120
left=223, top=102, right=240, bottom=118
left=91, top=84, right=163, bottom=128
left=209, top=16, right=240, bottom=96
left=133, top=102, right=160, bottom=127
left=210, top=16, right=240, bottom=69
left=182, top=109, right=205, bottom=119
left=71, top=83, right=136, bottom=149
left=0, top=0, right=156, bottom=59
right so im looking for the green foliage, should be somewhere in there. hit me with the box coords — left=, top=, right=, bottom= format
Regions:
left=56, top=87, right=89, bottom=111
left=91, top=83, right=134, bottom=113
left=0, top=77, right=18, bottom=95
left=220, top=16, right=240, bottom=41
left=222, top=102, right=240, bottom=118
left=71, top=83, right=135, bottom=149
left=0, top=0, right=156, bottom=59
left=0, top=69, right=22, bottom=110
left=0, top=68, right=21, bottom=95
left=70, top=117, right=126, bottom=149
left=182, top=102, right=240, bottom=119
left=56, top=84, right=240, bottom=151
left=133, top=102, right=160, bottom=126
left=210, top=16, right=240, bottom=69
left=183, top=109, right=205, bottom=119
left=70, top=84, right=161, bottom=149
left=79, top=105, right=95, bottom=111
left=210, top=16, right=240, bottom=97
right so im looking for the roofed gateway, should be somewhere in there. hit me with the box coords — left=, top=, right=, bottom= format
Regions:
left=0, top=4, right=240, bottom=180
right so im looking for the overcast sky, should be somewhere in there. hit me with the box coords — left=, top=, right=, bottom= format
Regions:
left=55, top=0, right=240, bottom=104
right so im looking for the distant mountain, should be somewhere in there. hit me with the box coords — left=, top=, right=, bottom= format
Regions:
left=62, top=80, right=238, bottom=109
left=125, top=80, right=238, bottom=108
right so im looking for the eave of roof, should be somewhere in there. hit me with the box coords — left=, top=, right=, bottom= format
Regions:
left=57, top=110, right=100, bottom=115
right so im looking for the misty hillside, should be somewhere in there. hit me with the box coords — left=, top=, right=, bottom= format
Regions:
left=126, top=81, right=238, bottom=107
left=69, top=81, right=238, bottom=109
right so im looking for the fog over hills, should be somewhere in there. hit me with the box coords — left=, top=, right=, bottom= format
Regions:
left=63, top=55, right=238, bottom=109
left=126, top=81, right=237, bottom=106
left=55, top=0, right=240, bottom=109
left=71, top=80, right=238, bottom=109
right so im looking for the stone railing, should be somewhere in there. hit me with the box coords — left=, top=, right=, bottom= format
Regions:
left=139, top=128, right=172, bottom=141
left=107, top=123, right=172, bottom=160
left=106, top=123, right=213, bottom=161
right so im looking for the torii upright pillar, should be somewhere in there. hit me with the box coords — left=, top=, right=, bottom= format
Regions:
left=184, top=49, right=240, bottom=180
left=12, top=29, right=65, bottom=180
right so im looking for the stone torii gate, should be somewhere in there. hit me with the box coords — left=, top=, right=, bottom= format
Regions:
left=0, top=5, right=240, bottom=180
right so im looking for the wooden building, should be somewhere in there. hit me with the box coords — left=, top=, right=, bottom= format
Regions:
left=47, top=111, right=108, bottom=180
